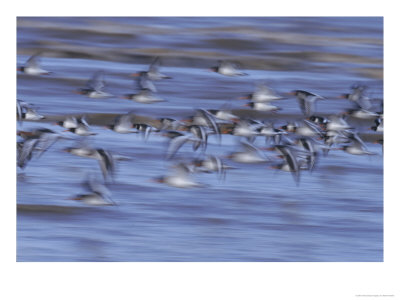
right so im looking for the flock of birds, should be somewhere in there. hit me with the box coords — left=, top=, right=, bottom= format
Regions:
left=17, top=54, right=383, bottom=206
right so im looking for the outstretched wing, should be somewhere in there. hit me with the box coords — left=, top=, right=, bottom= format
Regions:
left=96, top=149, right=115, bottom=179
left=196, top=109, right=221, bottom=143
left=166, top=135, right=193, bottom=160
left=36, top=133, right=60, bottom=158
left=86, top=71, right=105, bottom=91
left=18, top=138, right=39, bottom=169
left=298, top=98, right=315, bottom=117
left=282, top=147, right=300, bottom=185
left=136, top=72, right=157, bottom=92
left=25, top=53, right=41, bottom=68
left=148, top=56, right=160, bottom=73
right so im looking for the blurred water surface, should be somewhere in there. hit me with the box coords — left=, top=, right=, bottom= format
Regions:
left=17, top=17, right=383, bottom=261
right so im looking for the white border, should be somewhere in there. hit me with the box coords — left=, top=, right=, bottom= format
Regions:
left=3, top=1, right=398, bottom=299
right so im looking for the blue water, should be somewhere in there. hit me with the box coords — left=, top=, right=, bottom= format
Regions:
left=17, top=17, right=383, bottom=261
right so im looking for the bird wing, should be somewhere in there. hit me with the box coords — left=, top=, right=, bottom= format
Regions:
left=350, top=132, right=368, bottom=150
left=18, top=138, right=39, bottom=169
left=282, top=147, right=300, bottom=184
left=254, top=84, right=280, bottom=101
left=196, top=109, right=221, bottom=143
left=148, top=56, right=160, bottom=73
left=36, top=133, right=60, bottom=158
left=220, top=60, right=235, bottom=69
left=240, top=140, right=260, bottom=153
left=86, top=177, right=112, bottom=198
left=299, top=98, right=316, bottom=117
left=137, top=73, right=157, bottom=92
left=26, top=53, right=41, bottom=68
left=172, top=162, right=192, bottom=176
left=303, top=119, right=325, bottom=138
left=298, top=98, right=306, bottom=115
left=166, top=135, right=193, bottom=160
left=356, top=96, right=372, bottom=110
left=240, top=141, right=269, bottom=160
left=210, top=155, right=224, bottom=177
left=86, top=71, right=105, bottom=91
left=115, top=114, right=133, bottom=130
left=96, top=149, right=115, bottom=179
left=78, top=115, right=90, bottom=127
left=16, top=100, right=25, bottom=123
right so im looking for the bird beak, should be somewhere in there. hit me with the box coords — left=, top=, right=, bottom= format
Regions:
left=263, top=147, right=275, bottom=151
left=130, top=73, right=140, bottom=77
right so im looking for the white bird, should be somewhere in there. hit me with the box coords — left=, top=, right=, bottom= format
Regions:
left=122, top=89, right=165, bottom=104
left=240, top=83, right=283, bottom=103
left=17, top=99, right=35, bottom=124
left=339, top=132, right=376, bottom=155
left=17, top=53, right=51, bottom=75
left=146, top=57, right=172, bottom=80
left=289, top=90, right=325, bottom=117
left=244, top=101, right=281, bottom=112
left=154, top=162, right=204, bottom=188
left=17, top=138, right=39, bottom=169
left=192, top=155, right=234, bottom=179
left=210, top=61, right=247, bottom=76
left=131, top=70, right=157, bottom=92
left=162, top=131, right=203, bottom=160
left=269, top=145, right=301, bottom=185
left=77, top=71, right=113, bottom=98
left=227, top=141, right=270, bottom=164
left=64, top=122, right=97, bottom=136
left=207, top=109, right=239, bottom=122
left=340, top=84, right=372, bottom=110
left=20, top=108, right=45, bottom=121
left=64, top=147, right=115, bottom=179
left=105, top=114, right=136, bottom=134
left=184, top=109, right=221, bottom=143
left=223, top=120, right=262, bottom=142
left=69, top=177, right=115, bottom=206
left=257, top=123, right=287, bottom=145
left=345, top=109, right=379, bottom=120
left=326, top=114, right=353, bottom=131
